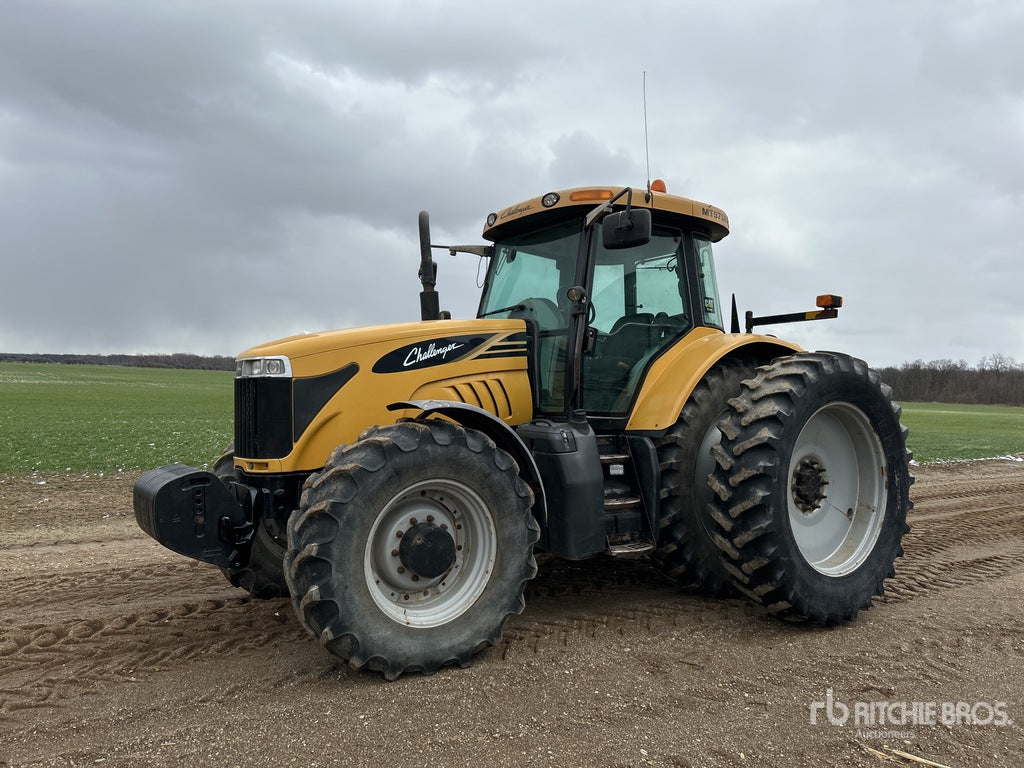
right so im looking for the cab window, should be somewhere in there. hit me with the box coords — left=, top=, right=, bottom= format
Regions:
left=695, top=236, right=724, bottom=329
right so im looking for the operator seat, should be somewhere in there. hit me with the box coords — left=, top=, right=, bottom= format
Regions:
left=584, top=313, right=655, bottom=412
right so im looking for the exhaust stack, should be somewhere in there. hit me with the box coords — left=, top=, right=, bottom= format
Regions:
left=418, top=211, right=440, bottom=321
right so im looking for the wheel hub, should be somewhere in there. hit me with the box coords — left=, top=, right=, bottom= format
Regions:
left=398, top=521, right=457, bottom=579
left=791, top=457, right=828, bottom=514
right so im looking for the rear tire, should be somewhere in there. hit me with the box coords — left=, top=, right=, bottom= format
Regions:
left=654, top=360, right=757, bottom=594
left=707, top=352, right=912, bottom=624
left=284, top=420, right=538, bottom=680
left=214, top=444, right=289, bottom=600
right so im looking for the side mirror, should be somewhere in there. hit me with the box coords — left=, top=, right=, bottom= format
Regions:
left=602, top=208, right=651, bottom=250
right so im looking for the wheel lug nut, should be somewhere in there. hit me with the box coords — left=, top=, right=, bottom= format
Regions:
left=391, top=549, right=399, bottom=557
left=410, top=518, right=418, bottom=525
left=411, top=575, right=419, bottom=582
left=426, top=515, right=434, bottom=522
left=397, top=566, right=405, bottom=574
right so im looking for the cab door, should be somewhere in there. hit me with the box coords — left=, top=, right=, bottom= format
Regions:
left=583, top=227, right=695, bottom=414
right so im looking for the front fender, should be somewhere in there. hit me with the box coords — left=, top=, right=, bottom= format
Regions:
left=388, top=399, right=547, bottom=523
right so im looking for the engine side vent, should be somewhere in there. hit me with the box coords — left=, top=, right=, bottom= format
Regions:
left=440, top=378, right=513, bottom=419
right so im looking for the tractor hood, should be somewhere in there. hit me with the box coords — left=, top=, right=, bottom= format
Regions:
left=237, top=318, right=527, bottom=379
left=232, top=317, right=535, bottom=472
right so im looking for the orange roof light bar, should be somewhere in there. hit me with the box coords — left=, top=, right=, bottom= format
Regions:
left=650, top=179, right=667, bottom=193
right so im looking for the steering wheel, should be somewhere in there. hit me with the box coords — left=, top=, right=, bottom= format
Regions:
left=512, top=297, right=564, bottom=330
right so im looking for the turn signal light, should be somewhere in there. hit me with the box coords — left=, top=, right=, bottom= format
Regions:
left=816, top=295, right=843, bottom=309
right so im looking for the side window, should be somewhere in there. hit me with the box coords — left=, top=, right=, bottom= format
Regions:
left=590, top=263, right=624, bottom=333
left=695, top=236, right=724, bottom=328
left=591, top=229, right=687, bottom=328
left=635, top=244, right=686, bottom=319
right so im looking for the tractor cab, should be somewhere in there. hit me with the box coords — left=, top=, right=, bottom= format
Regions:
left=476, top=184, right=729, bottom=423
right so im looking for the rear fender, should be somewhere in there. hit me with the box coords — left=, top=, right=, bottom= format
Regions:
left=625, top=330, right=802, bottom=432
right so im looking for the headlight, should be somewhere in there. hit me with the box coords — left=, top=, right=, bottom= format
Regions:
left=236, top=356, right=292, bottom=378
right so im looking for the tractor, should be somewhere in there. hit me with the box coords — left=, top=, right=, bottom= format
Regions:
left=134, top=181, right=912, bottom=679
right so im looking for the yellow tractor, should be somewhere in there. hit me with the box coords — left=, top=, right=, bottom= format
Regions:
left=134, top=182, right=911, bottom=679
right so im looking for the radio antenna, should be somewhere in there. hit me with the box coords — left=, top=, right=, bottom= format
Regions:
left=643, top=71, right=652, bottom=201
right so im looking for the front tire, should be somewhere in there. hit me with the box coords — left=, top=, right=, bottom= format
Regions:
left=284, top=420, right=538, bottom=679
left=707, top=352, right=912, bottom=624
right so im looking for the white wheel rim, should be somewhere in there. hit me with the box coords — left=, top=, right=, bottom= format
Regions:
left=364, top=477, right=496, bottom=628
left=695, top=418, right=723, bottom=533
left=787, top=403, right=887, bottom=576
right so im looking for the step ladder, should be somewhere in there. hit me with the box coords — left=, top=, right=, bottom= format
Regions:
left=598, top=439, right=654, bottom=557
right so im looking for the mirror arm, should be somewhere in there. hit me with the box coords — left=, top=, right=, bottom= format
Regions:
left=432, top=244, right=494, bottom=258
left=584, top=186, right=633, bottom=229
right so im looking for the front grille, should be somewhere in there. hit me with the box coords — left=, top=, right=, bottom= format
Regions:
left=235, top=377, right=293, bottom=459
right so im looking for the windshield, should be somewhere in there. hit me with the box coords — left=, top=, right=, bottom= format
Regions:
left=478, top=218, right=582, bottom=412
left=478, top=219, right=581, bottom=327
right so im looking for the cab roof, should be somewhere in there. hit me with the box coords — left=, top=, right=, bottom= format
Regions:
left=481, top=184, right=730, bottom=243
